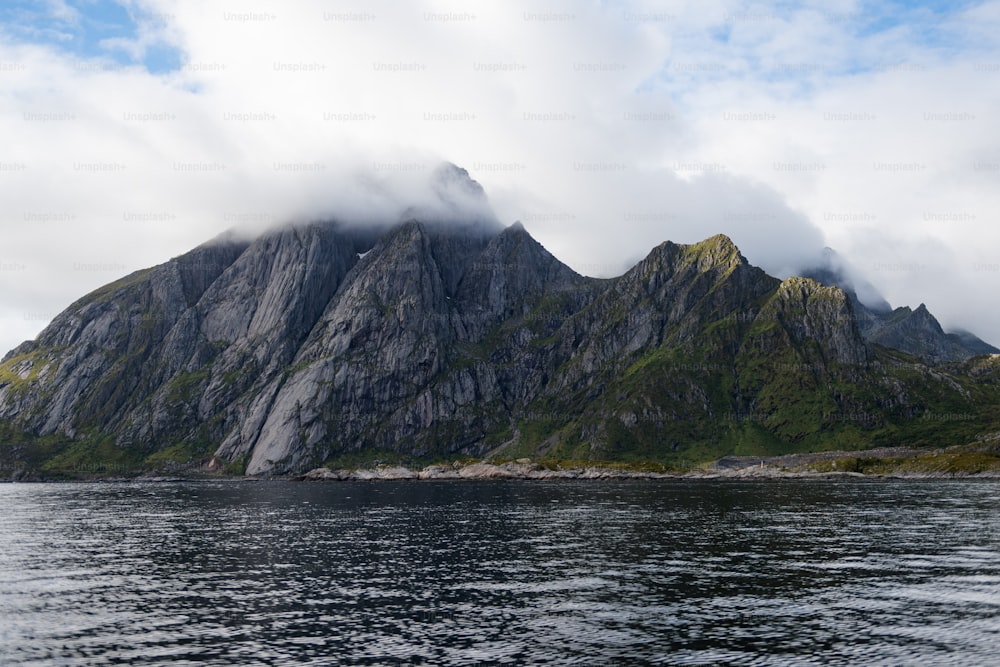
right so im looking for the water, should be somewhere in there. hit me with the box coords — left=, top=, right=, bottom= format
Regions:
left=1, top=480, right=999, bottom=666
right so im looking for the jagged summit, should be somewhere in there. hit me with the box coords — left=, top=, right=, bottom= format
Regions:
left=865, top=302, right=999, bottom=362
left=800, top=247, right=997, bottom=362
left=2, top=216, right=999, bottom=478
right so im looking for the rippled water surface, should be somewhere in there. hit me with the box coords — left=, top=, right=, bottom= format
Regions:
left=2, top=480, right=1000, bottom=665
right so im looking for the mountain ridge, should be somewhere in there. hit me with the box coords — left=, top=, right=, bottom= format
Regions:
left=800, top=247, right=998, bottom=362
left=2, top=216, right=999, bottom=478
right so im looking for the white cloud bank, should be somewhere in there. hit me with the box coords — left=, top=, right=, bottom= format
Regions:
left=1, top=0, right=999, bottom=354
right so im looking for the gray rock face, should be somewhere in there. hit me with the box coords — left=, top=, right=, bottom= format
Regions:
left=759, top=276, right=869, bottom=367
left=2, top=201, right=998, bottom=475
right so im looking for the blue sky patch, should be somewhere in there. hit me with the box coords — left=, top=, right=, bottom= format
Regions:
left=0, top=0, right=183, bottom=73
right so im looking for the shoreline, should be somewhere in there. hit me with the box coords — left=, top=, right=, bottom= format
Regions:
left=5, top=469, right=1000, bottom=483
left=6, top=443, right=1000, bottom=483
left=294, top=459, right=1000, bottom=482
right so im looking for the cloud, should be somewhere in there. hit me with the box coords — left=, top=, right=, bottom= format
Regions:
left=1, top=0, right=999, bottom=354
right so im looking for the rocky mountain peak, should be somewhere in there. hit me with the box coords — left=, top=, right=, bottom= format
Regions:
left=799, top=249, right=996, bottom=362
left=690, top=233, right=743, bottom=264
left=799, top=246, right=892, bottom=313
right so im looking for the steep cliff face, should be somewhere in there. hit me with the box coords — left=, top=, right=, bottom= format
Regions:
left=232, top=220, right=603, bottom=474
left=2, top=210, right=999, bottom=477
left=0, top=223, right=365, bottom=455
left=0, top=233, right=248, bottom=437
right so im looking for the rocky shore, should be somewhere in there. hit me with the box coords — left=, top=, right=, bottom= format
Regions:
left=296, top=451, right=1000, bottom=482
left=299, top=460, right=675, bottom=482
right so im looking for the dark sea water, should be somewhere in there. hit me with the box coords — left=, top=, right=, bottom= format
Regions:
left=1, top=480, right=999, bottom=666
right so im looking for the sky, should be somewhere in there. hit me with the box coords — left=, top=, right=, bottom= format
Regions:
left=1, top=0, right=999, bottom=355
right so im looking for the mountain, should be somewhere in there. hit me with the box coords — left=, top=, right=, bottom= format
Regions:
left=3, top=197, right=1000, bottom=477
left=801, top=247, right=999, bottom=363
